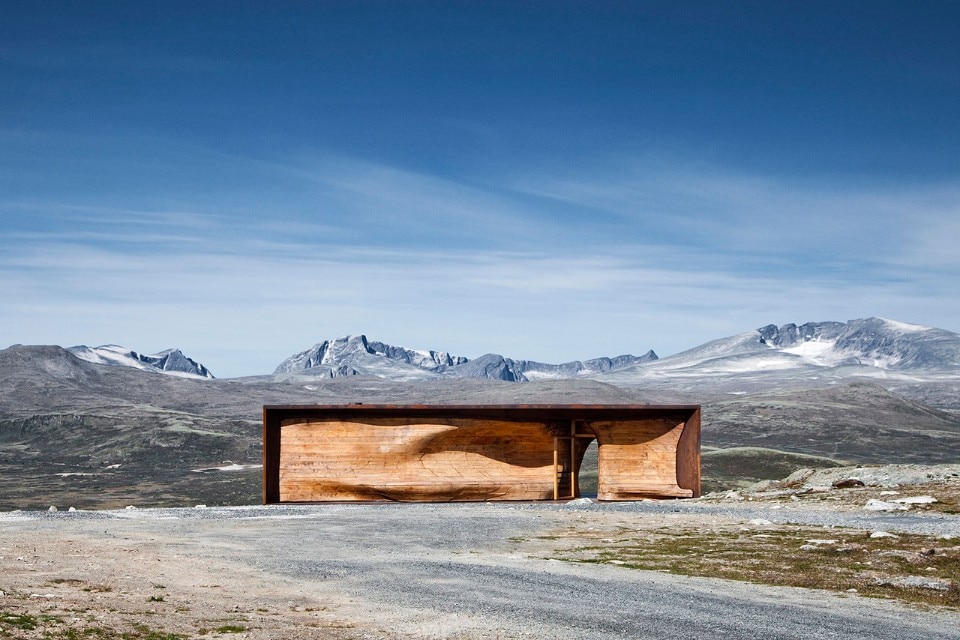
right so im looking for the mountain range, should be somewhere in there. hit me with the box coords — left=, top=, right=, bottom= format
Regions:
left=2, top=316, right=958, bottom=509
left=273, top=334, right=660, bottom=382
left=64, top=317, right=959, bottom=385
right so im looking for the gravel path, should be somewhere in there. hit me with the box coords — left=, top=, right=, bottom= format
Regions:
left=2, top=502, right=958, bottom=639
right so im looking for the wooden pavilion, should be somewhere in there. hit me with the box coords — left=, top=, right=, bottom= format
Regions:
left=263, top=404, right=700, bottom=503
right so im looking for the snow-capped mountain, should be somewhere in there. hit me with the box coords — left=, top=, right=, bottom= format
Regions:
left=68, top=345, right=215, bottom=379
left=759, top=318, right=959, bottom=370
left=274, top=334, right=658, bottom=382
left=599, top=317, right=960, bottom=390
left=274, top=335, right=469, bottom=381
left=52, top=317, right=959, bottom=386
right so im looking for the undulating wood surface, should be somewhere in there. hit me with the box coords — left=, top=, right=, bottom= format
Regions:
left=593, top=419, right=694, bottom=499
left=279, top=418, right=575, bottom=501
left=264, top=405, right=700, bottom=503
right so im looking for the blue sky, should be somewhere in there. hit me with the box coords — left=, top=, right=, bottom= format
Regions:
left=2, top=1, right=959, bottom=377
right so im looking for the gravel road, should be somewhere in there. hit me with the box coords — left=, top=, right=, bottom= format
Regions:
left=2, top=501, right=958, bottom=639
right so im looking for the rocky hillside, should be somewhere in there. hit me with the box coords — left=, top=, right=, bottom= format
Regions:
left=2, top=316, right=959, bottom=509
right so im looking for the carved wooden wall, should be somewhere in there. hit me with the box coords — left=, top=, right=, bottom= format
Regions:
left=263, top=404, right=700, bottom=503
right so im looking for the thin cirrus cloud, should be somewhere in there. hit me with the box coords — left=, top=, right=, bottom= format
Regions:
left=264, top=154, right=582, bottom=250
left=510, top=161, right=960, bottom=272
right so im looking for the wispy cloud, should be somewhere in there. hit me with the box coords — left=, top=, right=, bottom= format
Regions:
left=3, top=228, right=956, bottom=377
left=2, top=4, right=958, bottom=379
left=2, top=146, right=958, bottom=376
left=262, top=155, right=580, bottom=250
left=509, top=161, right=960, bottom=273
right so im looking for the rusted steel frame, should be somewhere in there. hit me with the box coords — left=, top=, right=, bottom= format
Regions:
left=262, top=406, right=282, bottom=504
left=263, top=403, right=700, bottom=423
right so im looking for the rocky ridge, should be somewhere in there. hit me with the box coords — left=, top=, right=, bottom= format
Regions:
left=68, top=344, right=214, bottom=378
left=274, top=333, right=658, bottom=382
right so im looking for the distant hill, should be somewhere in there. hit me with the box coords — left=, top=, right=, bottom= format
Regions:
left=0, top=344, right=638, bottom=509
left=1, top=317, right=958, bottom=509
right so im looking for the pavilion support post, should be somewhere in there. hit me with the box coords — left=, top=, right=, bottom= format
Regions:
left=553, top=437, right=559, bottom=500
left=569, top=420, right=578, bottom=498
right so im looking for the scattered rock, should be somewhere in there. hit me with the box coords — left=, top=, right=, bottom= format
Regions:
left=746, top=480, right=778, bottom=493
left=782, top=468, right=816, bottom=486
left=870, top=531, right=899, bottom=539
left=745, top=488, right=797, bottom=499
left=749, top=518, right=773, bottom=526
left=564, top=498, right=594, bottom=507
left=48, top=505, right=57, bottom=512
left=832, top=478, right=865, bottom=489
left=875, top=576, right=952, bottom=591
left=879, top=490, right=900, bottom=496
left=893, top=496, right=937, bottom=505
left=799, top=544, right=818, bottom=551
left=125, top=505, right=137, bottom=510
left=194, top=504, right=208, bottom=509
left=864, top=499, right=908, bottom=512
left=804, top=539, right=838, bottom=545
left=799, top=485, right=832, bottom=494
left=68, top=507, right=77, bottom=512
left=846, top=588, right=858, bottom=593
left=775, top=463, right=960, bottom=490
left=920, top=548, right=937, bottom=556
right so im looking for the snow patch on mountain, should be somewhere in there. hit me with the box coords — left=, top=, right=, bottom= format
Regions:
left=879, top=318, right=932, bottom=334
left=756, top=318, right=956, bottom=370
left=780, top=339, right=848, bottom=367
left=68, top=345, right=214, bottom=379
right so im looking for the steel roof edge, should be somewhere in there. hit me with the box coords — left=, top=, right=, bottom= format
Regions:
left=263, top=403, right=699, bottom=410
left=263, top=404, right=700, bottom=421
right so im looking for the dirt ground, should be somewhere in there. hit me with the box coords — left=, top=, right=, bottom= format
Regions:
left=1, top=470, right=959, bottom=640
left=0, top=526, right=368, bottom=639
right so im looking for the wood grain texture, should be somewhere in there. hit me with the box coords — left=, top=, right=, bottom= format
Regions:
left=675, top=407, right=702, bottom=498
left=263, top=405, right=700, bottom=503
left=279, top=418, right=566, bottom=502
left=593, top=418, right=694, bottom=500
